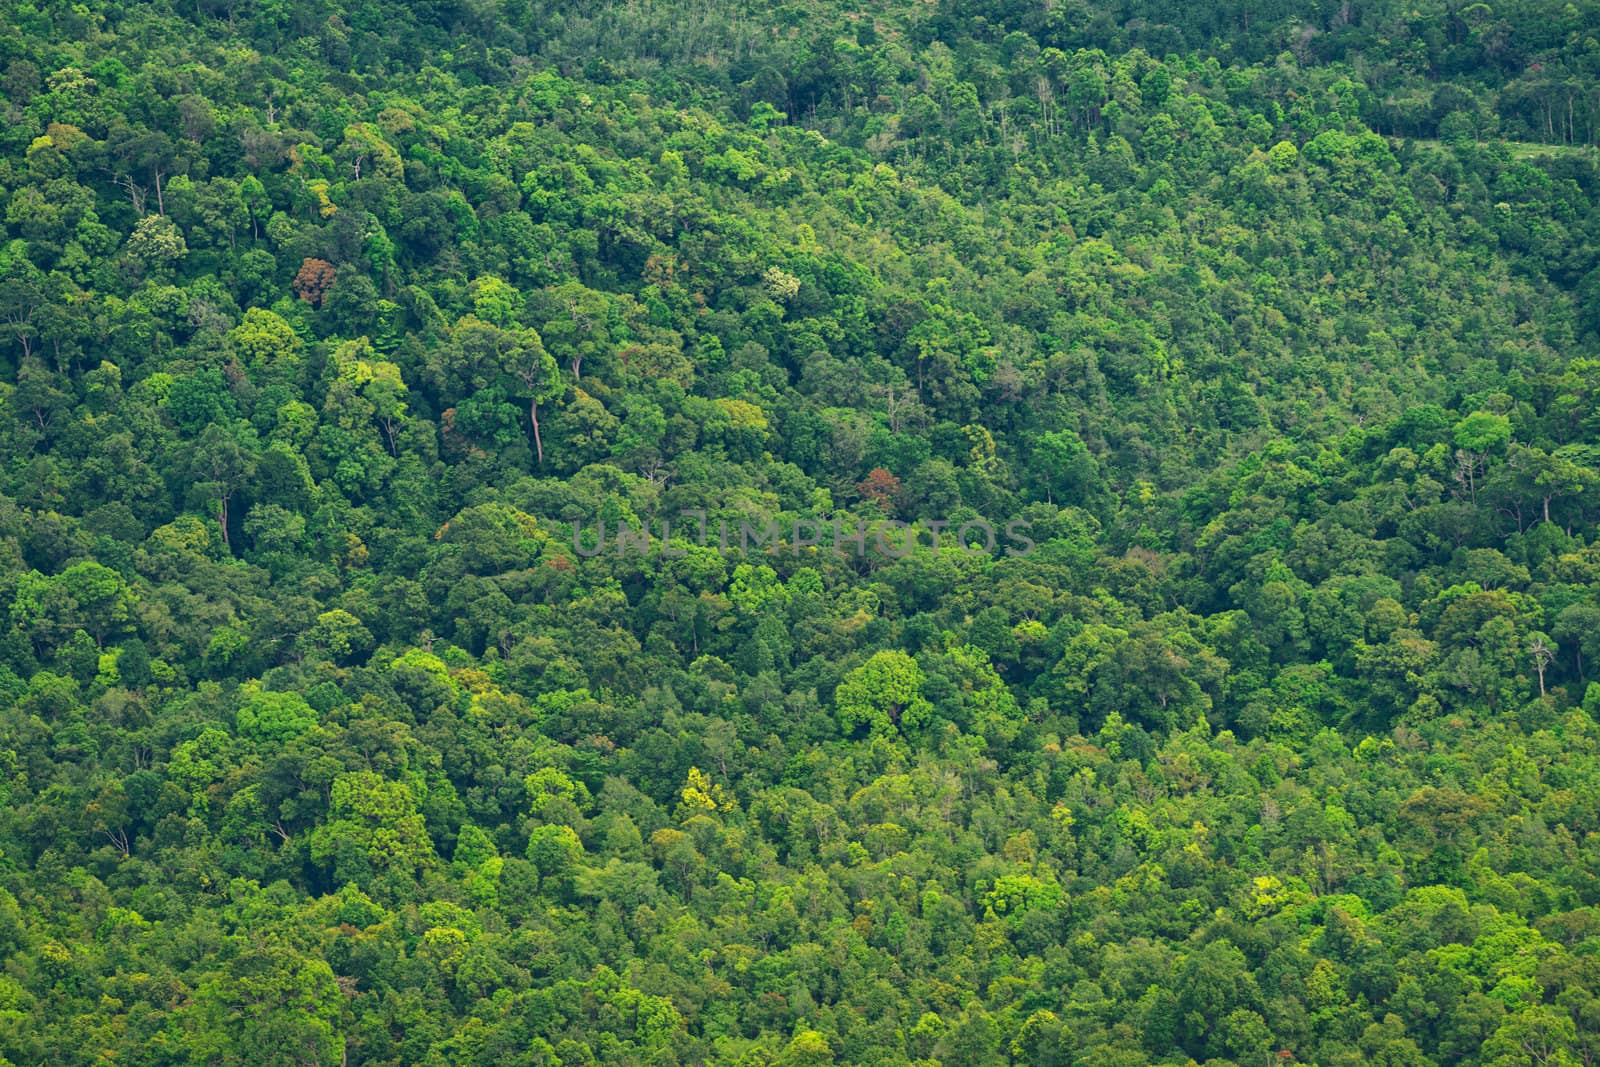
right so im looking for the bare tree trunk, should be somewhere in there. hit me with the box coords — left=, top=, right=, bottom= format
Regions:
left=114, top=175, right=147, bottom=215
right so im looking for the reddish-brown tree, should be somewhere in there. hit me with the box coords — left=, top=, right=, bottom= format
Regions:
left=293, top=257, right=336, bottom=307
left=858, top=468, right=901, bottom=512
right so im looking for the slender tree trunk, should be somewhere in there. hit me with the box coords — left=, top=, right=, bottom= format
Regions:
left=530, top=399, right=544, bottom=466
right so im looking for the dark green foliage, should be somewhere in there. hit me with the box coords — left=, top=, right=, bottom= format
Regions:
left=2, top=0, right=1600, bottom=1063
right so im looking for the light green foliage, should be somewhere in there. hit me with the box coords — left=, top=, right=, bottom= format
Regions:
left=226, top=308, right=302, bottom=378
left=235, top=689, right=318, bottom=742
left=123, top=214, right=186, bottom=273
left=3, top=0, right=1600, bottom=1063
left=1455, top=411, right=1514, bottom=454
left=306, top=609, right=373, bottom=662
left=836, top=649, right=934, bottom=736
left=470, top=275, right=522, bottom=327
left=309, top=771, right=436, bottom=887
left=982, top=873, right=1066, bottom=925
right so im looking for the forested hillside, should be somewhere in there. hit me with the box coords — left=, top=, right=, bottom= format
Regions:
left=4, top=0, right=1600, bottom=1063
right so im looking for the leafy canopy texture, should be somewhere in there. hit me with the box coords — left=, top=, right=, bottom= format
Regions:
left=836, top=649, right=935, bottom=737
left=4, top=0, right=1600, bottom=1062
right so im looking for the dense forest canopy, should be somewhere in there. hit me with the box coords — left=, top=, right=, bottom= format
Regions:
left=3, top=0, right=1600, bottom=1063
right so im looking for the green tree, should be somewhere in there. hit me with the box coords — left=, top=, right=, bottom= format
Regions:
left=836, top=650, right=933, bottom=737
left=188, top=422, right=255, bottom=551
left=184, top=944, right=344, bottom=1067
left=309, top=771, right=436, bottom=889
